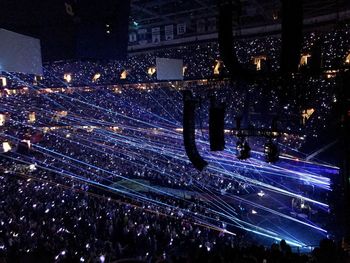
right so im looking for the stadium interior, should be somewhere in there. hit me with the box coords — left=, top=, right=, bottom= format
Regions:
left=1, top=0, right=350, bottom=262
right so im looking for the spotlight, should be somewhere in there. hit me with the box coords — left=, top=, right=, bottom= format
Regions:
left=257, top=190, right=265, bottom=197
left=63, top=73, right=72, bottom=83
left=92, top=73, right=101, bottom=82
left=29, top=164, right=37, bottom=171
left=0, top=113, right=5, bottom=126
left=34, top=75, right=42, bottom=85
left=147, top=67, right=156, bottom=76
left=0, top=76, right=7, bottom=87
left=28, top=112, right=36, bottom=123
left=236, top=138, right=251, bottom=160
left=345, top=52, right=350, bottom=64
left=2, top=142, right=12, bottom=153
left=120, top=70, right=127, bottom=80
left=264, top=139, right=279, bottom=163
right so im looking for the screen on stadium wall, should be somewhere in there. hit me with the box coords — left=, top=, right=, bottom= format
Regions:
left=156, top=58, right=184, bottom=81
left=0, top=29, right=43, bottom=75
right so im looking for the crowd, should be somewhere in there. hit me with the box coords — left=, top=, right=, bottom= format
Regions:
left=0, top=161, right=348, bottom=263
left=0, top=76, right=338, bottom=154
left=0, top=82, right=340, bottom=261
left=0, top=79, right=335, bottom=200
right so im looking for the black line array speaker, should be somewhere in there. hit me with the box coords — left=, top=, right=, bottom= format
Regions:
left=281, top=0, right=303, bottom=74
left=183, top=91, right=208, bottom=171
left=309, top=40, right=322, bottom=75
left=209, top=98, right=225, bottom=151
left=218, top=0, right=242, bottom=76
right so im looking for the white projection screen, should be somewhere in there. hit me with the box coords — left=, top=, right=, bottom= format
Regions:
left=0, top=29, right=43, bottom=75
left=156, top=57, right=183, bottom=81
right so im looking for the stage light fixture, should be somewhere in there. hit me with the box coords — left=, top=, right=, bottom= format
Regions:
left=253, top=55, right=267, bottom=71
left=345, top=53, right=350, bottom=64
left=213, top=60, right=221, bottom=75
left=92, top=73, right=101, bottom=82
left=264, top=139, right=279, bottom=163
left=0, top=113, right=5, bottom=126
left=257, top=190, right=265, bottom=197
left=182, top=66, right=187, bottom=76
left=28, top=112, right=36, bottom=123
left=236, top=138, right=251, bottom=160
left=63, top=73, right=72, bottom=83
left=147, top=67, right=156, bottom=76
left=299, top=54, right=311, bottom=67
left=34, top=75, right=42, bottom=85
left=2, top=142, right=12, bottom=153
left=120, top=70, right=128, bottom=80
left=0, top=77, right=7, bottom=87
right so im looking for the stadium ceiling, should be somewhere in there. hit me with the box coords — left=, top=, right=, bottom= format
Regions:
left=130, top=0, right=350, bottom=29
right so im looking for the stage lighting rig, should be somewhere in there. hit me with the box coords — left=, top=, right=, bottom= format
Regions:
left=264, top=139, right=279, bottom=163
left=264, top=118, right=280, bottom=163
left=236, top=137, right=251, bottom=160
left=231, top=117, right=281, bottom=161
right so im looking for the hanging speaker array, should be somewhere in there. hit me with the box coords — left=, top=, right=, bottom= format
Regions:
left=182, top=91, right=208, bottom=171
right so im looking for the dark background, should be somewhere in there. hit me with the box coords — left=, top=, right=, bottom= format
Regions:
left=0, top=0, right=131, bottom=61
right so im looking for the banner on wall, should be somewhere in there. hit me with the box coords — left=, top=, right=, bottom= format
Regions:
left=129, top=32, right=137, bottom=43
left=151, top=27, right=161, bottom=43
left=164, top=25, right=174, bottom=40
left=197, top=19, right=206, bottom=33
left=177, top=23, right=186, bottom=35
left=137, top=28, right=148, bottom=45
left=208, top=17, right=216, bottom=32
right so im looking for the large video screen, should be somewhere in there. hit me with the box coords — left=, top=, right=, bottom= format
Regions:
left=0, top=29, right=43, bottom=75
left=156, top=58, right=184, bottom=81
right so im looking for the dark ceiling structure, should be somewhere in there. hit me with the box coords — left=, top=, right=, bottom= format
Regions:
left=0, top=0, right=131, bottom=61
left=1, top=0, right=349, bottom=59
left=129, top=0, right=349, bottom=29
